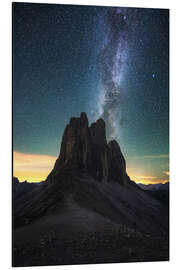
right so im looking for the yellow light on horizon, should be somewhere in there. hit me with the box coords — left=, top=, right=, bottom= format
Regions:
left=133, top=179, right=169, bottom=185
left=13, top=151, right=57, bottom=182
left=13, top=151, right=169, bottom=185
left=127, top=167, right=169, bottom=185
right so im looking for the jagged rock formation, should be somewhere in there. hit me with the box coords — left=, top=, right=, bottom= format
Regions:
left=47, top=112, right=129, bottom=185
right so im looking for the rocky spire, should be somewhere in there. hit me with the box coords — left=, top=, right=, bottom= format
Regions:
left=47, top=112, right=129, bottom=185
left=107, top=140, right=127, bottom=185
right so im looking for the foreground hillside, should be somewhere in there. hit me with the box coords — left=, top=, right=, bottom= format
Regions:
left=13, top=184, right=169, bottom=266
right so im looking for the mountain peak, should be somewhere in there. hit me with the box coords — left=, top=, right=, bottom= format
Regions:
left=96, top=117, right=105, bottom=127
left=80, top=112, right=88, bottom=126
left=47, top=113, right=129, bottom=185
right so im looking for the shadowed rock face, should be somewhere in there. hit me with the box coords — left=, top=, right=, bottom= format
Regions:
left=47, top=112, right=129, bottom=185
left=107, top=140, right=127, bottom=185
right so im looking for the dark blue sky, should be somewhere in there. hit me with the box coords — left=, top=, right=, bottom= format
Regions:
left=13, top=3, right=169, bottom=183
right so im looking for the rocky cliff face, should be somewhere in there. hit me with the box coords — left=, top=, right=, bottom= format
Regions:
left=47, top=112, right=129, bottom=185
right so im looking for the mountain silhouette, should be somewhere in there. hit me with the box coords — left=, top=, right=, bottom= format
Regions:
left=13, top=113, right=169, bottom=266
left=47, top=112, right=130, bottom=185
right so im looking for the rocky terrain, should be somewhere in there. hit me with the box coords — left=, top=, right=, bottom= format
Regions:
left=13, top=113, right=169, bottom=266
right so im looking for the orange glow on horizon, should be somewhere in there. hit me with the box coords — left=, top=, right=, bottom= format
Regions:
left=13, top=151, right=57, bottom=182
left=13, top=151, right=169, bottom=185
left=127, top=167, right=169, bottom=185
left=132, top=179, right=169, bottom=185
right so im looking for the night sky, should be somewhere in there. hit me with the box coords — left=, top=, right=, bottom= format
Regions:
left=13, top=3, right=169, bottom=183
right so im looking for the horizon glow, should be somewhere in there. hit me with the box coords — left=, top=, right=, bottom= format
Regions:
left=13, top=150, right=169, bottom=184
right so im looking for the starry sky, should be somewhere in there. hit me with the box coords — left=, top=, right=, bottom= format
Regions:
left=13, top=3, right=169, bottom=183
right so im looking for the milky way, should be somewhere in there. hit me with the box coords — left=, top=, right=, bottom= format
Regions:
left=97, top=8, right=133, bottom=139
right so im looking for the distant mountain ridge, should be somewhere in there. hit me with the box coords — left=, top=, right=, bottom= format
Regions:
left=13, top=177, right=42, bottom=200
left=138, top=182, right=169, bottom=191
